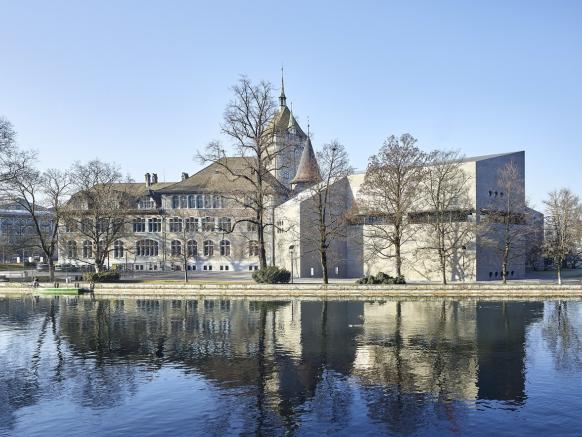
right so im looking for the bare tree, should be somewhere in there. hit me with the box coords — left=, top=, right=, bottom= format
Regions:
left=543, top=188, right=582, bottom=285
left=166, top=210, right=203, bottom=283
left=478, top=161, right=533, bottom=284
left=301, top=141, right=353, bottom=284
left=416, top=150, right=474, bottom=284
left=0, top=117, right=35, bottom=186
left=64, top=160, right=131, bottom=272
left=359, top=134, right=427, bottom=278
left=197, top=77, right=288, bottom=269
left=5, top=165, right=72, bottom=280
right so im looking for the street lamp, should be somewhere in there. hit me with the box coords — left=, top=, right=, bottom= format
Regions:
left=289, top=245, right=295, bottom=284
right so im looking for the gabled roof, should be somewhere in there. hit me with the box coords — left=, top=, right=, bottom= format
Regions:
left=157, top=157, right=289, bottom=195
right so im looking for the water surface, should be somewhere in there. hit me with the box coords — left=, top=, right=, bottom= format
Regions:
left=1, top=296, right=581, bottom=436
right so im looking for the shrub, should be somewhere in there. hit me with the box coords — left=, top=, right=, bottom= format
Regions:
left=83, top=271, right=121, bottom=283
left=356, top=272, right=405, bottom=285
left=252, top=266, right=291, bottom=284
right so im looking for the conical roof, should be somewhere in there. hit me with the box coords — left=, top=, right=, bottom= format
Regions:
left=290, top=138, right=321, bottom=185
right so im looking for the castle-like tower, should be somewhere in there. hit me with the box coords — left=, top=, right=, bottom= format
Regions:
left=270, top=72, right=309, bottom=188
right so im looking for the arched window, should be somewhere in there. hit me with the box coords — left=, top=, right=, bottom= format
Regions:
left=248, top=240, right=259, bottom=257
left=82, top=240, right=93, bottom=258
left=136, top=239, right=159, bottom=257
left=172, top=195, right=179, bottom=209
left=203, top=240, right=214, bottom=257
left=66, top=241, right=77, bottom=259
left=171, top=240, right=182, bottom=256
left=169, top=217, right=183, bottom=232
left=113, top=240, right=124, bottom=258
left=187, top=240, right=198, bottom=257
left=188, top=195, right=196, bottom=208
left=220, top=240, right=231, bottom=256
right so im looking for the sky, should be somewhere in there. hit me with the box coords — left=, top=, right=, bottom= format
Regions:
left=1, top=0, right=581, bottom=209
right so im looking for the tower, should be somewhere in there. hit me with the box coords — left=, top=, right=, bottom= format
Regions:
left=270, top=69, right=309, bottom=188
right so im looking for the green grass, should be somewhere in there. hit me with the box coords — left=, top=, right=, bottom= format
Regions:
left=0, top=264, right=26, bottom=271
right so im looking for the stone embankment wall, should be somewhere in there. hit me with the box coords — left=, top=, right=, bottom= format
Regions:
left=2, top=282, right=582, bottom=299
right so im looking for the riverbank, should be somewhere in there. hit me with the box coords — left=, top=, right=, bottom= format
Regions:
left=3, top=281, right=582, bottom=299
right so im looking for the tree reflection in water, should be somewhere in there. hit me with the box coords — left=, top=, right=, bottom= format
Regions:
left=542, top=301, right=582, bottom=371
left=0, top=296, right=554, bottom=435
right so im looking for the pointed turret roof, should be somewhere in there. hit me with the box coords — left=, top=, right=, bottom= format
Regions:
left=291, top=137, right=321, bottom=185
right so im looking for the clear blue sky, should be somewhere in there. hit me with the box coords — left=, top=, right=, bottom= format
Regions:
left=1, top=0, right=581, bottom=209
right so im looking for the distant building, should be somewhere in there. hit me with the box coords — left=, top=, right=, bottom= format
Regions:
left=0, top=199, right=52, bottom=263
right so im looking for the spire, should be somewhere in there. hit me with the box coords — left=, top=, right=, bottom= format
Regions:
left=279, top=65, right=287, bottom=108
left=290, top=136, right=321, bottom=188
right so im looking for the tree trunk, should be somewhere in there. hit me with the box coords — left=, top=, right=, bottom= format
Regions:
left=395, top=243, right=402, bottom=278
left=257, top=225, right=267, bottom=269
left=184, top=259, right=188, bottom=283
left=439, top=249, right=447, bottom=285
left=557, top=263, right=562, bottom=285
left=321, top=249, right=329, bottom=285
left=48, top=257, right=55, bottom=282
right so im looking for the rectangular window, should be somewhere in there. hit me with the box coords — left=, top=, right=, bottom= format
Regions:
left=148, top=218, right=162, bottom=232
left=204, top=195, right=212, bottom=209
left=212, top=195, right=221, bottom=209
left=196, top=195, right=203, bottom=209
left=180, top=195, right=187, bottom=209
left=133, top=218, right=145, bottom=233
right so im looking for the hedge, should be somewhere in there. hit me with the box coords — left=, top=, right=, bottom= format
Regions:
left=252, top=266, right=291, bottom=284
left=82, top=271, right=121, bottom=283
left=356, top=272, right=406, bottom=285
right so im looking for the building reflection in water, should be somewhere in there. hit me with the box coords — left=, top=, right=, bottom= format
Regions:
left=0, top=296, right=545, bottom=433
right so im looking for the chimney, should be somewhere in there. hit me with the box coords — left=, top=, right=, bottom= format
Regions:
left=152, top=173, right=158, bottom=184
left=181, top=172, right=189, bottom=181
left=145, top=173, right=151, bottom=187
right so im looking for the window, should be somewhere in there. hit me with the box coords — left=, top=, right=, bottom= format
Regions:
left=138, top=198, right=155, bottom=209
left=201, top=217, right=215, bottom=232
left=66, top=241, right=77, bottom=258
left=133, top=218, right=146, bottom=233
left=180, top=195, right=187, bottom=209
left=172, top=195, right=179, bottom=209
left=113, top=240, right=124, bottom=258
left=276, top=220, right=284, bottom=234
left=96, top=218, right=109, bottom=233
left=171, top=240, right=182, bottom=256
left=204, top=195, right=212, bottom=209
left=248, top=240, right=259, bottom=257
left=213, top=195, right=221, bottom=209
left=203, top=240, right=214, bottom=256
left=188, top=195, right=196, bottom=208
left=218, top=217, right=231, bottom=232
left=185, top=217, right=198, bottom=232
left=220, top=240, right=230, bottom=256
left=169, top=217, right=183, bottom=233
left=187, top=240, right=198, bottom=257
left=148, top=217, right=162, bottom=232
left=247, top=221, right=258, bottom=232
left=196, top=194, right=203, bottom=209
left=136, top=239, right=159, bottom=257
left=82, top=240, right=93, bottom=258
left=81, top=218, right=93, bottom=233
left=64, top=220, right=77, bottom=233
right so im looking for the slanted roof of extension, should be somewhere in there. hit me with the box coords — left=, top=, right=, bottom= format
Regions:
left=157, top=157, right=290, bottom=195
left=460, top=151, right=524, bottom=163
left=291, top=138, right=321, bottom=185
